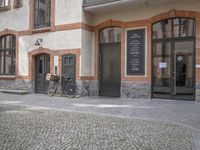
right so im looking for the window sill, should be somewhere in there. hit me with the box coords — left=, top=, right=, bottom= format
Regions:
left=0, top=75, right=16, bottom=80
left=32, top=27, right=51, bottom=34
left=0, top=6, right=11, bottom=12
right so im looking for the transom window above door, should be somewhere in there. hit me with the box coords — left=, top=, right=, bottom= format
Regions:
left=153, top=18, right=195, bottom=39
left=34, top=0, right=51, bottom=29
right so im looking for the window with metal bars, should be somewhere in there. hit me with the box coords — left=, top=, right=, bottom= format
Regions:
left=0, top=35, right=16, bottom=75
left=34, top=0, right=51, bottom=29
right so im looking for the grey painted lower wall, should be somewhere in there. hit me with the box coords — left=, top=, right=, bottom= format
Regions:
left=196, top=82, right=200, bottom=102
left=76, top=80, right=99, bottom=96
left=0, top=80, right=33, bottom=93
left=121, top=81, right=151, bottom=99
left=77, top=80, right=151, bottom=99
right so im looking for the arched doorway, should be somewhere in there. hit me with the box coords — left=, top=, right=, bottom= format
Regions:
left=152, top=18, right=195, bottom=100
left=99, top=27, right=121, bottom=97
left=35, top=53, right=50, bottom=94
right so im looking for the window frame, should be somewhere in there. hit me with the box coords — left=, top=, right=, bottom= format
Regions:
left=0, top=35, right=16, bottom=75
left=0, top=0, right=10, bottom=12
left=152, top=17, right=195, bottom=41
left=34, top=0, right=51, bottom=29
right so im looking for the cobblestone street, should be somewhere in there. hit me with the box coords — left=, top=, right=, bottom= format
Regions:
left=0, top=104, right=195, bottom=150
left=0, top=93, right=200, bottom=149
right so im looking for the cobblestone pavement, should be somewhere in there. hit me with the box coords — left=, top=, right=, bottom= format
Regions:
left=0, top=93, right=200, bottom=130
left=0, top=104, right=195, bottom=150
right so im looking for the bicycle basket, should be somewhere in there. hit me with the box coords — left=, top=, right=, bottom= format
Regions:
left=50, top=75, right=60, bottom=82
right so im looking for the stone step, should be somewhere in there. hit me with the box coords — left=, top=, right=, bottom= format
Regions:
left=0, top=89, right=29, bottom=95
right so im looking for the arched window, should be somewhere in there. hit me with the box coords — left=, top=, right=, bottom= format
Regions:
left=0, top=35, right=16, bottom=75
left=152, top=18, right=195, bottom=39
left=152, top=18, right=195, bottom=100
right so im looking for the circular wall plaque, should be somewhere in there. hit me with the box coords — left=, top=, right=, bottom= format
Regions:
left=177, top=56, right=183, bottom=61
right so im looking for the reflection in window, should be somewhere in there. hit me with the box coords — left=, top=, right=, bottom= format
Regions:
left=39, top=58, right=43, bottom=74
left=0, top=0, right=9, bottom=8
left=100, top=27, right=121, bottom=44
left=34, top=0, right=51, bottom=29
left=14, top=0, right=23, bottom=8
left=153, top=18, right=195, bottom=39
left=0, top=35, right=16, bottom=75
left=64, top=57, right=74, bottom=65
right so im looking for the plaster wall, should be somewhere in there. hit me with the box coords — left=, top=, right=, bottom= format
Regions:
left=82, top=11, right=94, bottom=25
left=92, top=1, right=200, bottom=25
left=0, top=0, right=29, bottom=31
left=18, top=29, right=82, bottom=76
left=80, top=30, right=95, bottom=76
left=55, top=0, right=83, bottom=25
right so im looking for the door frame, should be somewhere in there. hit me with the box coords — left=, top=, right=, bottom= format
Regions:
left=151, top=35, right=196, bottom=101
left=99, top=42, right=121, bottom=97
left=34, top=53, right=50, bottom=94
left=98, top=27, right=122, bottom=97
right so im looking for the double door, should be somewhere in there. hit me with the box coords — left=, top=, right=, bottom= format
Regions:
left=152, top=40, right=195, bottom=100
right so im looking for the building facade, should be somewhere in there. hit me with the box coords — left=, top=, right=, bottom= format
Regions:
left=0, top=0, right=200, bottom=101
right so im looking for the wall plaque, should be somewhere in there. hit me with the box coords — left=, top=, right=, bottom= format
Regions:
left=126, top=28, right=145, bottom=75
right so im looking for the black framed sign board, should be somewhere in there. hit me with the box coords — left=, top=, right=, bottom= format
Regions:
left=126, top=28, right=145, bottom=75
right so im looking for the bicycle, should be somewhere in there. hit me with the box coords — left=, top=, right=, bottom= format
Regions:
left=46, top=74, right=77, bottom=98
left=61, top=75, right=77, bottom=98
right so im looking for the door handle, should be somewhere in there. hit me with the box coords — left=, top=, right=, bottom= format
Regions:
left=173, top=52, right=176, bottom=95
left=172, top=72, right=176, bottom=79
left=99, top=54, right=101, bottom=74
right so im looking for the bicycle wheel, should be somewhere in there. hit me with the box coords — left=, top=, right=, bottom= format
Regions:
left=62, top=83, right=77, bottom=98
left=48, top=81, right=57, bottom=96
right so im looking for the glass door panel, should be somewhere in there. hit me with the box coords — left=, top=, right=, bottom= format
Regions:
left=153, top=42, right=172, bottom=98
left=173, top=41, right=194, bottom=100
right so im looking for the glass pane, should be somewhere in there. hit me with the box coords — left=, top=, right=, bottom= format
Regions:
left=39, top=0, right=50, bottom=24
left=12, top=50, right=16, bottom=73
left=0, top=51, right=4, bottom=74
left=175, top=41, right=194, bottom=89
left=152, top=22, right=164, bottom=39
left=180, top=19, right=194, bottom=37
left=173, top=18, right=180, bottom=37
left=5, top=50, right=13, bottom=74
left=153, top=42, right=171, bottom=93
left=5, top=0, right=8, bottom=6
left=69, top=57, right=73, bottom=65
left=45, top=54, right=50, bottom=73
left=0, top=0, right=4, bottom=7
left=5, top=35, right=12, bottom=49
left=12, top=36, right=16, bottom=48
left=164, top=19, right=172, bottom=38
left=38, top=57, right=43, bottom=74
left=34, top=0, right=50, bottom=28
left=0, top=37, right=4, bottom=49
left=64, top=57, right=68, bottom=65
left=100, top=27, right=121, bottom=44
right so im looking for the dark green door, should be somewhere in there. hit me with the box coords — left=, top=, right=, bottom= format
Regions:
left=62, top=54, right=76, bottom=81
left=35, top=54, right=50, bottom=94
left=99, top=43, right=121, bottom=97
